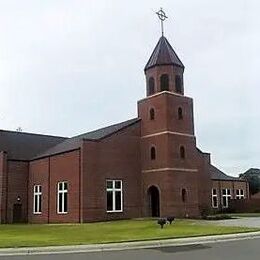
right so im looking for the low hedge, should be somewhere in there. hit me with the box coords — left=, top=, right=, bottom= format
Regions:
left=202, top=214, right=233, bottom=220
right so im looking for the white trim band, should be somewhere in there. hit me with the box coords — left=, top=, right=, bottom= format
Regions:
left=142, top=168, right=198, bottom=173
left=142, top=131, right=195, bottom=138
left=138, top=91, right=192, bottom=102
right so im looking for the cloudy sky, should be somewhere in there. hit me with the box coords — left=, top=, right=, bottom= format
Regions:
left=0, top=0, right=259, bottom=176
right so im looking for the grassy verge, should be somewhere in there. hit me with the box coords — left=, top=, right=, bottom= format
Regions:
left=0, top=219, right=258, bottom=248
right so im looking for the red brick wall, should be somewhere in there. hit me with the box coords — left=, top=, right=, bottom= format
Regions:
left=167, top=135, right=198, bottom=169
left=6, top=160, right=29, bottom=223
left=251, top=192, right=260, bottom=199
left=28, top=158, right=49, bottom=223
left=196, top=152, right=212, bottom=212
left=50, top=150, right=81, bottom=223
left=0, top=152, right=7, bottom=223
left=82, top=123, right=142, bottom=222
left=141, top=142, right=211, bottom=218
left=138, top=93, right=168, bottom=136
left=166, top=94, right=194, bottom=135
left=142, top=170, right=199, bottom=218
left=229, top=199, right=260, bottom=213
left=138, top=92, right=194, bottom=136
left=141, top=134, right=168, bottom=170
left=138, top=88, right=211, bottom=218
left=28, top=150, right=81, bottom=223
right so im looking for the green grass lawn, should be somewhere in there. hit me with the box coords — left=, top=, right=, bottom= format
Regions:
left=0, top=219, right=258, bottom=248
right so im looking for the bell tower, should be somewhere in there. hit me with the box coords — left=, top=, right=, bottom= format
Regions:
left=145, top=35, right=185, bottom=96
left=138, top=9, right=210, bottom=218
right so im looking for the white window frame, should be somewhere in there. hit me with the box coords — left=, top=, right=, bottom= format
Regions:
left=33, top=185, right=42, bottom=214
left=222, top=189, right=232, bottom=208
left=57, top=181, right=68, bottom=214
left=211, top=188, right=218, bottom=208
left=236, top=189, right=245, bottom=200
left=106, top=180, right=123, bottom=213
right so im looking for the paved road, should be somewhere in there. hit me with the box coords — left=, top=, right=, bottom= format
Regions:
left=1, top=238, right=260, bottom=260
left=216, top=217, right=260, bottom=228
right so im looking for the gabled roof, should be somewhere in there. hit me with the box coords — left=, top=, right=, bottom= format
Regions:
left=75, top=118, right=140, bottom=141
left=144, top=36, right=184, bottom=71
left=0, top=130, right=66, bottom=160
left=33, top=118, right=140, bottom=159
left=210, top=164, right=241, bottom=181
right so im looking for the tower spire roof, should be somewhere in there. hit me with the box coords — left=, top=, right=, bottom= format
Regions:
left=144, top=36, right=184, bottom=71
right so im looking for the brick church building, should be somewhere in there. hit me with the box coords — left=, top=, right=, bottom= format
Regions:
left=0, top=33, right=249, bottom=224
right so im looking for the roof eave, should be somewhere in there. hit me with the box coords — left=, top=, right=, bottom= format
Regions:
left=144, top=63, right=185, bottom=72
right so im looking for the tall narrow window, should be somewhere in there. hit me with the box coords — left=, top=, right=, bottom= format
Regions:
left=236, top=189, right=245, bottom=200
left=149, top=108, right=155, bottom=120
left=212, top=189, right=218, bottom=208
left=151, top=146, right=156, bottom=160
left=222, top=189, right=231, bottom=208
left=175, top=75, right=182, bottom=93
left=178, top=107, right=183, bottom=120
left=180, top=146, right=185, bottom=159
left=33, top=185, right=42, bottom=214
left=57, top=181, right=68, bottom=214
left=106, top=180, right=123, bottom=212
left=148, top=77, right=155, bottom=95
left=160, top=74, right=169, bottom=91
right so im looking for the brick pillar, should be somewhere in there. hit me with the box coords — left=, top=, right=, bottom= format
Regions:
left=0, top=151, right=7, bottom=223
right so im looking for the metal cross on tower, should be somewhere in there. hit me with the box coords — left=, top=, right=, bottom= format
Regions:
left=156, top=8, right=168, bottom=36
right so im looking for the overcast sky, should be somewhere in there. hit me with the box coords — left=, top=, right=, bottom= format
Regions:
left=0, top=0, right=259, bottom=176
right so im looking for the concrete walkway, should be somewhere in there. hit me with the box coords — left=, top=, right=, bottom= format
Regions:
left=216, top=217, right=260, bottom=228
left=0, top=231, right=260, bottom=257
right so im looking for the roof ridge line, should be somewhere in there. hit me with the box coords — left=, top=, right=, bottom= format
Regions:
left=0, top=129, right=67, bottom=139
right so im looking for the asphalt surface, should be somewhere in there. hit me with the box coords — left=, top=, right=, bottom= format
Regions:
left=216, top=217, right=260, bottom=228
left=1, top=237, right=260, bottom=260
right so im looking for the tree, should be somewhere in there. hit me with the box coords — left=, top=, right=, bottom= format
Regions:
left=240, top=168, right=260, bottom=195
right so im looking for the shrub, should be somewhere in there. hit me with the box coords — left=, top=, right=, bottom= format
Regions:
left=157, top=218, right=167, bottom=229
left=167, top=216, right=175, bottom=224
left=199, top=204, right=212, bottom=218
left=203, top=214, right=233, bottom=220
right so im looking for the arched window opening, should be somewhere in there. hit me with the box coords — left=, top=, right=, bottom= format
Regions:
left=160, top=74, right=169, bottom=91
left=175, top=75, right=182, bottom=93
left=180, top=146, right=185, bottom=159
left=148, top=77, right=155, bottom=95
left=181, top=189, right=187, bottom=203
left=150, top=146, right=156, bottom=160
left=178, top=107, right=183, bottom=120
left=149, top=108, right=155, bottom=120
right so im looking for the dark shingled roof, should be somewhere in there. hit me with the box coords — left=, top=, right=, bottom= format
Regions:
left=242, top=168, right=260, bottom=176
left=145, top=36, right=184, bottom=71
left=0, top=130, right=67, bottom=160
left=210, top=164, right=241, bottom=181
left=33, top=118, right=140, bottom=159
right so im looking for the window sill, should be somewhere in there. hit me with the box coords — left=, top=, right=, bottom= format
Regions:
left=33, top=212, right=42, bottom=215
left=57, top=212, right=68, bottom=215
left=107, top=210, right=123, bottom=213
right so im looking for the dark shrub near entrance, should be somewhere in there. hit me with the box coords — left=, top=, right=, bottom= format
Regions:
left=157, top=218, right=167, bottom=229
left=167, top=216, right=175, bottom=224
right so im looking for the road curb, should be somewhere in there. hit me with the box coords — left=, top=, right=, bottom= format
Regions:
left=1, top=231, right=260, bottom=256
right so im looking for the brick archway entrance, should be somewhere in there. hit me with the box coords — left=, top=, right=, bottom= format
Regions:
left=148, top=186, right=160, bottom=217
